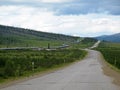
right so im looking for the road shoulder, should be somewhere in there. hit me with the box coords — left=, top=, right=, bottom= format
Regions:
left=98, top=51, right=120, bottom=88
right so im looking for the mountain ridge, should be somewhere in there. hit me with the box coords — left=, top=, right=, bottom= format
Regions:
left=95, top=33, right=120, bottom=43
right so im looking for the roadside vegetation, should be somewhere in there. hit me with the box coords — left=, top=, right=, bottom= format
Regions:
left=0, top=49, right=86, bottom=83
left=70, top=38, right=98, bottom=49
left=0, top=24, right=99, bottom=84
left=96, top=41, right=120, bottom=69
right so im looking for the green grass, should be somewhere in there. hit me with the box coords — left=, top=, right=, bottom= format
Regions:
left=96, top=42, right=120, bottom=69
left=70, top=42, right=96, bottom=49
left=98, top=42, right=120, bottom=48
left=0, top=39, right=66, bottom=48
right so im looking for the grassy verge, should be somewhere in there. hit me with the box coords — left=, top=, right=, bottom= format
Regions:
left=0, top=62, right=76, bottom=86
left=103, top=58, right=120, bottom=73
left=96, top=42, right=120, bottom=70
left=0, top=49, right=87, bottom=86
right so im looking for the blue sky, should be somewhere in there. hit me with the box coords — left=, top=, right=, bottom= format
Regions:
left=0, top=0, right=120, bottom=37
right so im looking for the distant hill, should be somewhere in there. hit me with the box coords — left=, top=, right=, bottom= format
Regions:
left=95, top=33, right=120, bottom=43
left=81, top=37, right=98, bottom=44
left=0, top=25, right=79, bottom=48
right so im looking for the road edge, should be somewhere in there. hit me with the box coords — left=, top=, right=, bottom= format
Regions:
left=0, top=50, right=87, bottom=89
left=98, top=50, right=120, bottom=88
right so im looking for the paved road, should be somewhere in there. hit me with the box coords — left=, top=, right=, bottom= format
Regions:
left=90, top=40, right=101, bottom=49
left=1, top=49, right=120, bottom=90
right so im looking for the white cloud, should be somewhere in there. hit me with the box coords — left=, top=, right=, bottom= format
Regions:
left=42, top=0, right=68, bottom=3
left=4, top=0, right=69, bottom=3
left=0, top=5, right=120, bottom=37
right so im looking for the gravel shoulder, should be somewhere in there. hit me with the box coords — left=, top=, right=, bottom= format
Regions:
left=99, top=52, right=120, bottom=87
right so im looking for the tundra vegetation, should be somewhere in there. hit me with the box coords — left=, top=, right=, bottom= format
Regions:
left=0, top=25, right=98, bottom=83
left=0, top=49, right=86, bottom=82
left=96, top=42, right=120, bottom=69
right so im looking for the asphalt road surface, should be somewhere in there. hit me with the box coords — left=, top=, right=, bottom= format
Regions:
left=1, top=41, right=120, bottom=90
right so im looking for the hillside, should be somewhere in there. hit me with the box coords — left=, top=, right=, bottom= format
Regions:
left=95, top=33, right=120, bottom=43
left=0, top=25, right=79, bottom=48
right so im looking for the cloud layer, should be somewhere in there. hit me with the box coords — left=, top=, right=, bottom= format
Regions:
left=0, top=0, right=120, bottom=37
left=1, top=0, right=120, bottom=15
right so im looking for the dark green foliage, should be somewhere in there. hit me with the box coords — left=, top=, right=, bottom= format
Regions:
left=48, top=43, right=50, bottom=49
left=81, top=38, right=98, bottom=44
left=4, top=60, right=15, bottom=76
left=70, top=38, right=98, bottom=49
left=0, top=49, right=86, bottom=78
left=97, top=42, right=120, bottom=69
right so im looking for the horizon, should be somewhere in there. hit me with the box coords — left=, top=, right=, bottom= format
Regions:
left=0, top=0, right=120, bottom=37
